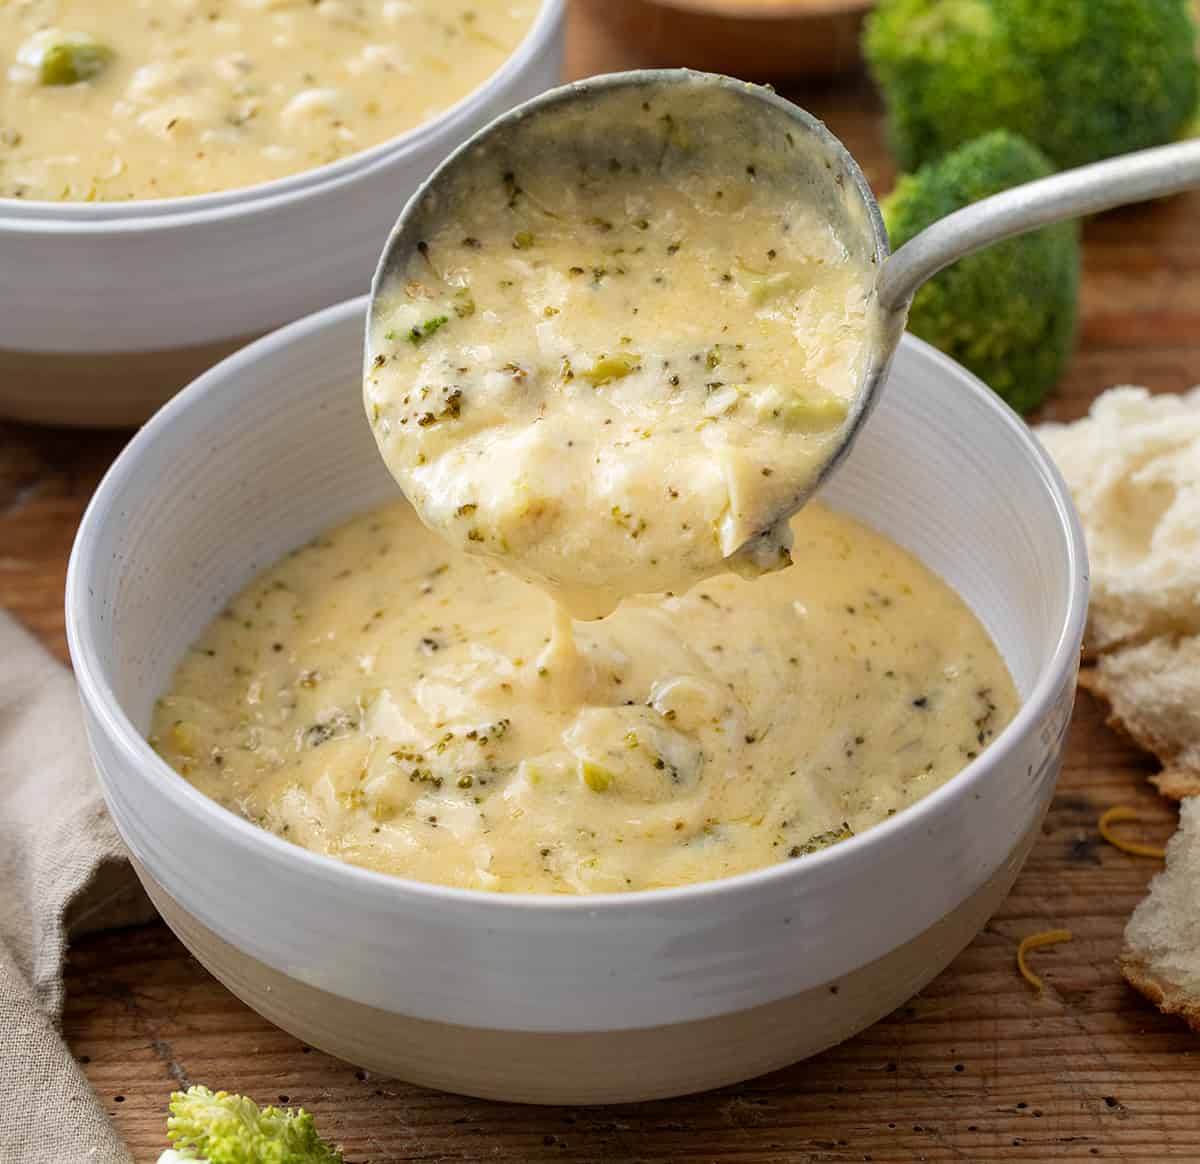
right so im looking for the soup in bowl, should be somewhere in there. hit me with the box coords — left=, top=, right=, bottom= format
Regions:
left=67, top=298, right=1086, bottom=1101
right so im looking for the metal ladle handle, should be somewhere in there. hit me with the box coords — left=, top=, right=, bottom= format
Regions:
left=878, top=138, right=1200, bottom=314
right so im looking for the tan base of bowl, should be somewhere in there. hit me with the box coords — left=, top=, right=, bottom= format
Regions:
left=575, top=0, right=868, bottom=80
left=133, top=818, right=1036, bottom=1104
left=0, top=334, right=259, bottom=428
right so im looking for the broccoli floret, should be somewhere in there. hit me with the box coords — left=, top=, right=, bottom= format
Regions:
left=865, top=0, right=1200, bottom=171
left=883, top=131, right=1081, bottom=414
left=39, top=38, right=112, bottom=85
left=160, top=1086, right=343, bottom=1164
left=17, top=30, right=113, bottom=86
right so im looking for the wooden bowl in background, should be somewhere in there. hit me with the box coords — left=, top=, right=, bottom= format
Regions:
left=572, top=0, right=873, bottom=81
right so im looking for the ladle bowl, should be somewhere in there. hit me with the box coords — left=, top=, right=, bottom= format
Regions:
left=368, top=69, right=1200, bottom=550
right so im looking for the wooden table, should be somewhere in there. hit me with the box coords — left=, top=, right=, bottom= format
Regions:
left=4, top=5, right=1198, bottom=1159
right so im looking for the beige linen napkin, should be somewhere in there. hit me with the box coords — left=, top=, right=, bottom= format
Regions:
left=0, top=612, right=155, bottom=1164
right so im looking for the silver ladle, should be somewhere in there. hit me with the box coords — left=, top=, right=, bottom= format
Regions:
left=368, top=69, right=1200, bottom=560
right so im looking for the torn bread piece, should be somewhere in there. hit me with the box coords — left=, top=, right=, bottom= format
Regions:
left=1037, top=387, right=1200, bottom=656
left=1122, top=797, right=1200, bottom=1030
left=1080, top=637, right=1200, bottom=799
left=1041, top=387, right=1200, bottom=1030
left=1038, top=386, right=1200, bottom=797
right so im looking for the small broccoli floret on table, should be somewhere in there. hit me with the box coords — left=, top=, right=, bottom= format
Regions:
left=864, top=0, right=1200, bottom=171
left=159, top=1086, right=343, bottom=1164
left=883, top=131, right=1081, bottom=415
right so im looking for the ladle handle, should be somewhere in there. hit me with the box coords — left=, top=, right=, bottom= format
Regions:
left=878, top=138, right=1200, bottom=314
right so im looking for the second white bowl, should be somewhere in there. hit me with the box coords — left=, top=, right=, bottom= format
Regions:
left=0, top=1, right=563, bottom=428
left=67, top=298, right=1087, bottom=1101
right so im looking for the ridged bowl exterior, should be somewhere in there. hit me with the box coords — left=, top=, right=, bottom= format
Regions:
left=66, top=299, right=1087, bottom=1093
left=0, top=2, right=563, bottom=427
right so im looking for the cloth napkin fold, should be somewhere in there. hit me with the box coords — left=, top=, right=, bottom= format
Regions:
left=0, top=612, right=155, bottom=1164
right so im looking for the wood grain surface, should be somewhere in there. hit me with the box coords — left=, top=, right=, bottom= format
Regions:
left=2, top=4, right=1198, bottom=1160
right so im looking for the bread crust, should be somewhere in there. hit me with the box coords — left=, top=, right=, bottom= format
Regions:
left=1150, top=770, right=1200, bottom=800
left=1078, top=670, right=1200, bottom=798
left=1119, top=952, right=1200, bottom=1032
left=1078, top=638, right=1200, bottom=801
left=1118, top=797, right=1200, bottom=1028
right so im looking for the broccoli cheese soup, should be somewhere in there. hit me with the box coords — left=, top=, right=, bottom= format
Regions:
left=151, top=78, right=1013, bottom=896
left=366, top=83, right=881, bottom=615
left=152, top=498, right=1017, bottom=894
left=1, top=0, right=538, bottom=201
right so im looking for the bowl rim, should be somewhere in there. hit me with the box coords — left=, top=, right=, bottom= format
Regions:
left=0, top=0, right=563, bottom=231
left=66, top=296, right=1089, bottom=916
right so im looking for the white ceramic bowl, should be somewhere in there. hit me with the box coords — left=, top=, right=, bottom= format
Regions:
left=0, top=2, right=563, bottom=429
left=66, top=298, right=1087, bottom=1103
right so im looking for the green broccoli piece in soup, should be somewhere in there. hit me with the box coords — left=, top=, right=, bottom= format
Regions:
left=882, top=131, right=1080, bottom=414
left=864, top=0, right=1200, bottom=171
left=158, top=1086, right=343, bottom=1164
left=35, top=35, right=113, bottom=86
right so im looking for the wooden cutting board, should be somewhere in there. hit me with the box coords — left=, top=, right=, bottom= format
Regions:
left=2, top=3, right=1197, bottom=1159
